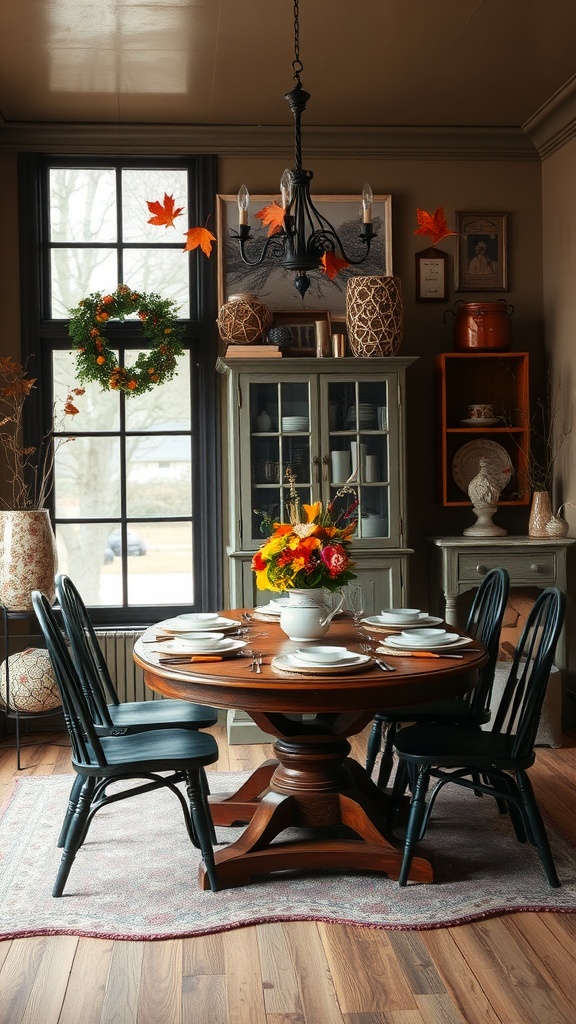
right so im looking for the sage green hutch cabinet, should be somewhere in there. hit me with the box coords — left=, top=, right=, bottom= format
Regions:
left=218, top=356, right=416, bottom=615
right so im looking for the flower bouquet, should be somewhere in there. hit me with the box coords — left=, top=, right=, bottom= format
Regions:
left=251, top=469, right=358, bottom=593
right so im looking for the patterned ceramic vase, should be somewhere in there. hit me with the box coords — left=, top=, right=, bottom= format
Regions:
left=0, top=509, right=58, bottom=610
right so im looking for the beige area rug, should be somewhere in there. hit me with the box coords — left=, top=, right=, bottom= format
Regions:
left=1, top=771, right=575, bottom=941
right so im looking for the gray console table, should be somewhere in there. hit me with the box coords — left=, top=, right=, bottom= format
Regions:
left=429, top=536, right=574, bottom=722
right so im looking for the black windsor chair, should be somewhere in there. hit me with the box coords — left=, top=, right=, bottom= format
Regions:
left=388, top=586, right=566, bottom=887
left=365, top=567, right=510, bottom=788
left=56, top=573, right=218, bottom=736
left=32, top=590, right=220, bottom=896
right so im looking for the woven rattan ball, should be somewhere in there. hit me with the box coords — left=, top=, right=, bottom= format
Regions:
left=346, top=276, right=404, bottom=357
left=0, top=648, right=61, bottom=713
left=217, top=293, right=273, bottom=345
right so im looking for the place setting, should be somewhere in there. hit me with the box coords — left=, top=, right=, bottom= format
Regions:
left=367, top=626, right=476, bottom=660
left=249, top=597, right=291, bottom=622
left=271, top=644, right=373, bottom=676
left=153, top=612, right=241, bottom=635
left=359, top=607, right=444, bottom=634
left=149, top=630, right=248, bottom=666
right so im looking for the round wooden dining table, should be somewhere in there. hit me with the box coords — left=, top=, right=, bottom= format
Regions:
left=134, top=611, right=487, bottom=890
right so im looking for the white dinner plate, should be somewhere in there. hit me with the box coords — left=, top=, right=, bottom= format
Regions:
left=362, top=615, right=443, bottom=629
left=156, top=616, right=239, bottom=634
left=153, top=638, right=247, bottom=656
left=385, top=633, right=461, bottom=650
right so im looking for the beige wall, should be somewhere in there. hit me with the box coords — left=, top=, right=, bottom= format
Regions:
left=0, top=148, right=545, bottom=611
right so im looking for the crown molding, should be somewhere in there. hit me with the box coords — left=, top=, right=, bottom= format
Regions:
left=523, top=75, right=576, bottom=158
left=0, top=121, right=539, bottom=161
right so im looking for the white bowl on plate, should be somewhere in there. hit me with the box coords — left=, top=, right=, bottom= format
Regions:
left=178, top=612, right=219, bottom=625
left=180, top=631, right=225, bottom=649
left=399, top=628, right=447, bottom=642
left=294, top=645, right=347, bottom=663
left=380, top=608, right=421, bottom=623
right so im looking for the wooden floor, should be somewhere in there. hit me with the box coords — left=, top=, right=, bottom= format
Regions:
left=1, top=724, right=576, bottom=1024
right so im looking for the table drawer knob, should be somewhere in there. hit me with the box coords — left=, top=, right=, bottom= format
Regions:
left=530, top=563, right=543, bottom=573
left=475, top=564, right=488, bottom=576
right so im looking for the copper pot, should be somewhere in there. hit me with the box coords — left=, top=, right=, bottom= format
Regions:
left=444, top=300, right=514, bottom=351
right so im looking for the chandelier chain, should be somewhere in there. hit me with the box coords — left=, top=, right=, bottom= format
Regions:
left=292, top=0, right=303, bottom=80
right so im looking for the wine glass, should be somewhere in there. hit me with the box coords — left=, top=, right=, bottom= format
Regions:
left=344, top=584, right=365, bottom=627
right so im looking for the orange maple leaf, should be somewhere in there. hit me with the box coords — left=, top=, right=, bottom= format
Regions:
left=255, top=202, right=286, bottom=236
left=320, top=251, right=350, bottom=280
left=146, top=193, right=184, bottom=228
left=414, top=207, right=457, bottom=245
left=182, top=226, right=217, bottom=257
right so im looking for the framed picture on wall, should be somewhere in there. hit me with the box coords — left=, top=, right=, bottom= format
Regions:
left=415, top=247, right=448, bottom=301
left=455, top=212, right=508, bottom=292
left=216, top=194, right=393, bottom=313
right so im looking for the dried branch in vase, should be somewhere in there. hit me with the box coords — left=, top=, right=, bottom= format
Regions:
left=0, top=357, right=84, bottom=510
left=504, top=370, right=574, bottom=495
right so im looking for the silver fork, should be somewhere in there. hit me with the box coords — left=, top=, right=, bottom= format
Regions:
left=244, top=648, right=263, bottom=672
left=359, top=642, right=395, bottom=672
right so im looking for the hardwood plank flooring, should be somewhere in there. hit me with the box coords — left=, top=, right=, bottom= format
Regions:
left=0, top=725, right=575, bottom=1024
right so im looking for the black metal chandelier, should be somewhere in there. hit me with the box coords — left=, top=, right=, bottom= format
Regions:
left=233, top=0, right=376, bottom=299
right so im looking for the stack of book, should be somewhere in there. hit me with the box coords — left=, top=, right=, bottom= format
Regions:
left=224, top=344, right=282, bottom=358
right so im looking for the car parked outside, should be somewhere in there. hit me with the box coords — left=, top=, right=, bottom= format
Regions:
left=107, top=530, right=147, bottom=557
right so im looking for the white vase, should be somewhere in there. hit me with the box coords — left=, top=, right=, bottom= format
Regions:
left=279, top=588, right=344, bottom=642
left=0, top=509, right=58, bottom=610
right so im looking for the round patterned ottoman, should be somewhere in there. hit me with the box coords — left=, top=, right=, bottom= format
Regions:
left=0, top=648, right=61, bottom=713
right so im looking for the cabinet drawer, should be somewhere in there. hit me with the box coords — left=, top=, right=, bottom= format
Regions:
left=458, top=552, right=557, bottom=584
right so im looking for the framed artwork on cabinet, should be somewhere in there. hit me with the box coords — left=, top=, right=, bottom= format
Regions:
left=415, top=247, right=448, bottom=301
left=271, top=310, right=332, bottom=356
left=455, top=212, right=508, bottom=292
left=216, top=193, right=392, bottom=313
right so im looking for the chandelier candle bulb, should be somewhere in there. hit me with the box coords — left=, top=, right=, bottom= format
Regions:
left=362, top=184, right=373, bottom=224
left=237, top=185, right=249, bottom=226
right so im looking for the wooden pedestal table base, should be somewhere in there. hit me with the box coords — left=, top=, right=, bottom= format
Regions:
left=134, top=612, right=486, bottom=891
left=203, top=716, right=432, bottom=890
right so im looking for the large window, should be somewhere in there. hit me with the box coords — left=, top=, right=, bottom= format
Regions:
left=19, top=155, right=221, bottom=623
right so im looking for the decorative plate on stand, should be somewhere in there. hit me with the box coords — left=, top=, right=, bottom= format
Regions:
left=452, top=440, right=514, bottom=495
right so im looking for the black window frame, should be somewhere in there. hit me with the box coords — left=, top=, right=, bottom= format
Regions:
left=18, top=153, right=222, bottom=626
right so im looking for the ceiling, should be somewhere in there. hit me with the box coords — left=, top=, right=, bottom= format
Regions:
left=1, top=0, right=576, bottom=150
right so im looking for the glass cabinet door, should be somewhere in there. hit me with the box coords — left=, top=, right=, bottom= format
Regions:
left=323, top=375, right=399, bottom=543
left=241, top=376, right=319, bottom=546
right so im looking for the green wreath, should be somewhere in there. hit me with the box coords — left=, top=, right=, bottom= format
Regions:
left=68, top=284, right=185, bottom=396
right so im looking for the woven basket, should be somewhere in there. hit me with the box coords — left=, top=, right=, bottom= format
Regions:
left=346, top=276, right=404, bottom=357
left=216, top=293, right=273, bottom=345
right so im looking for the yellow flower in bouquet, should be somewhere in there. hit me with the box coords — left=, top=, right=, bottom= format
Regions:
left=251, top=469, right=358, bottom=593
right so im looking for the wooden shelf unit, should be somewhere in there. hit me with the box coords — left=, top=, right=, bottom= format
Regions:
left=435, top=351, right=530, bottom=507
